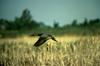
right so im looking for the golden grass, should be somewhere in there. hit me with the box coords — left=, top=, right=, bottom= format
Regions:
left=0, top=35, right=100, bottom=66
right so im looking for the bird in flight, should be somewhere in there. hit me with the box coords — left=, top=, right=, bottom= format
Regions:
left=30, top=32, right=58, bottom=47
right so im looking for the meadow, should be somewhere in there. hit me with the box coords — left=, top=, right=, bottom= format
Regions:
left=0, top=35, right=100, bottom=66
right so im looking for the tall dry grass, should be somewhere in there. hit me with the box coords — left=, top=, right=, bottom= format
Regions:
left=0, top=35, right=100, bottom=66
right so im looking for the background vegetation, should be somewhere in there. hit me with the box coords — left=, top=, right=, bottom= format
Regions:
left=0, top=9, right=100, bottom=38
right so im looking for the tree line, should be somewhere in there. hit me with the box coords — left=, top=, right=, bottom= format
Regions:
left=0, top=9, right=100, bottom=31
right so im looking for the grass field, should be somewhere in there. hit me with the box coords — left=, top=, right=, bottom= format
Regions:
left=0, top=35, right=100, bottom=66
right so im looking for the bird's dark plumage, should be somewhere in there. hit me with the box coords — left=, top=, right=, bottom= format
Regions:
left=30, top=33, right=57, bottom=47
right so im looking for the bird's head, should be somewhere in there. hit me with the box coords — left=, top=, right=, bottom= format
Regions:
left=51, top=37, right=58, bottom=42
left=48, top=34, right=58, bottom=42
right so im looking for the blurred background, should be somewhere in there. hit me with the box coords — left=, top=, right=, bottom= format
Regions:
left=0, top=0, right=100, bottom=38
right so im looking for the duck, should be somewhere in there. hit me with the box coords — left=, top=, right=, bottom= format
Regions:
left=30, top=32, right=58, bottom=47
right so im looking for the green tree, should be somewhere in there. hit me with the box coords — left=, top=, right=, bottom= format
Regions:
left=53, top=20, right=59, bottom=28
left=16, top=8, right=39, bottom=29
left=71, top=19, right=77, bottom=26
left=82, top=18, right=88, bottom=27
left=20, top=9, right=32, bottom=22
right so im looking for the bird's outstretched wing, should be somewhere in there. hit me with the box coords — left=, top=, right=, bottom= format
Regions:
left=34, top=37, right=48, bottom=47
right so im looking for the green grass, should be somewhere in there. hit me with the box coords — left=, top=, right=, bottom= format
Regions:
left=0, top=36, right=100, bottom=66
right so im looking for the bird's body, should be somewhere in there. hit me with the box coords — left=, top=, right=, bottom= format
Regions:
left=34, top=37, right=48, bottom=47
left=30, top=33, right=57, bottom=47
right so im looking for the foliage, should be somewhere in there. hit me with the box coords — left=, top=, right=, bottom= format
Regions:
left=71, top=19, right=77, bottom=26
left=53, top=21, right=59, bottom=28
left=0, top=9, right=40, bottom=31
left=0, top=9, right=100, bottom=37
